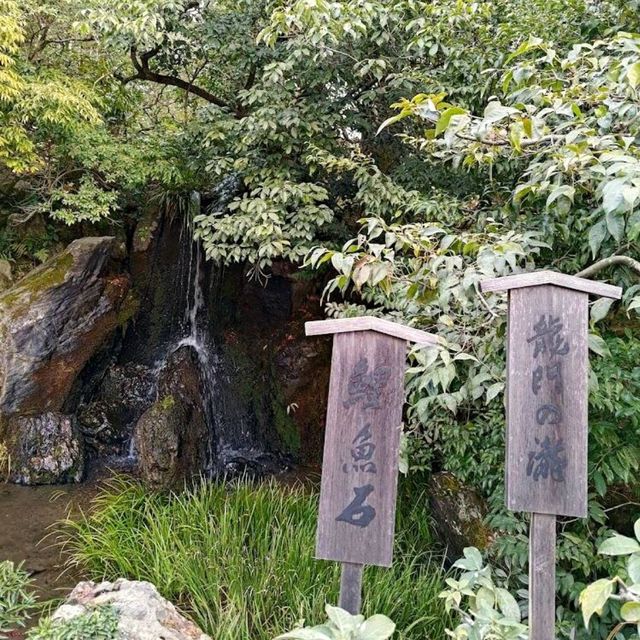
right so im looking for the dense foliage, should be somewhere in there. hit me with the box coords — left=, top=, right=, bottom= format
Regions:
left=2, top=0, right=640, bottom=637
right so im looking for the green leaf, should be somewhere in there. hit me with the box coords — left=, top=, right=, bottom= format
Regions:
left=325, top=606, right=360, bottom=633
left=598, top=534, right=640, bottom=556
left=435, top=107, right=467, bottom=136
left=628, top=554, right=640, bottom=584
left=496, top=588, right=521, bottom=621
left=634, top=518, right=640, bottom=542
left=606, top=210, right=625, bottom=242
left=376, top=112, right=407, bottom=135
left=590, top=298, right=614, bottom=324
left=588, top=333, right=610, bottom=357
left=628, top=62, right=640, bottom=89
left=579, top=578, right=614, bottom=628
left=453, top=547, right=483, bottom=571
left=359, top=615, right=396, bottom=640
left=621, top=602, right=640, bottom=623
left=483, top=102, right=520, bottom=124
left=588, top=220, right=607, bottom=257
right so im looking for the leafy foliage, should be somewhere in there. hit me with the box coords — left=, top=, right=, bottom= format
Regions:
left=275, top=605, right=395, bottom=640
left=440, top=547, right=527, bottom=640
left=0, top=560, right=37, bottom=637
left=579, top=517, right=640, bottom=636
left=27, top=605, right=119, bottom=640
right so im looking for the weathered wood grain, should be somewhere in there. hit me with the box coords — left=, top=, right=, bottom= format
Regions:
left=316, top=330, right=406, bottom=567
left=529, top=513, right=557, bottom=640
left=339, top=563, right=364, bottom=614
left=480, top=270, right=621, bottom=299
left=506, top=285, right=588, bottom=518
left=305, top=317, right=440, bottom=345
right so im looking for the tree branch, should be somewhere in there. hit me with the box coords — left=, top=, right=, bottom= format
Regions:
left=126, top=46, right=230, bottom=110
left=576, top=255, right=640, bottom=279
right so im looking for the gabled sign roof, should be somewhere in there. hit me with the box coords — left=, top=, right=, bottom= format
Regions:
left=305, top=317, right=440, bottom=345
left=480, top=270, right=622, bottom=299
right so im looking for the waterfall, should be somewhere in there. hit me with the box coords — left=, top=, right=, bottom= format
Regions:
left=171, top=191, right=219, bottom=472
left=115, top=181, right=287, bottom=478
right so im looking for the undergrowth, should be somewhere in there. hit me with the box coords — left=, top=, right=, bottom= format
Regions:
left=58, top=476, right=449, bottom=640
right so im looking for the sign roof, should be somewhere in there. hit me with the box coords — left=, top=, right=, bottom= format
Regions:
left=480, top=270, right=622, bottom=299
left=305, top=317, right=440, bottom=345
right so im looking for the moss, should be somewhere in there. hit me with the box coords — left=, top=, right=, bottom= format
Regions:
left=221, top=339, right=301, bottom=456
left=0, top=252, right=74, bottom=308
left=160, top=395, right=176, bottom=411
left=116, top=291, right=140, bottom=326
left=272, top=389, right=300, bottom=454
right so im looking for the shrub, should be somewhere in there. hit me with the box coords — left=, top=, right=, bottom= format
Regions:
left=59, top=476, right=449, bottom=640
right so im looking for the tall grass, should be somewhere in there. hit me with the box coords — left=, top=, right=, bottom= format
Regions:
left=59, top=476, right=449, bottom=639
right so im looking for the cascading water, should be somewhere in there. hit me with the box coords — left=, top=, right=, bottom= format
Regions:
left=169, top=191, right=220, bottom=472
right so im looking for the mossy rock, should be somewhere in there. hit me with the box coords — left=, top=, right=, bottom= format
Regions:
left=428, top=471, right=494, bottom=562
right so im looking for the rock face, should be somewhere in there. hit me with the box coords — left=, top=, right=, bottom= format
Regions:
left=134, top=347, right=209, bottom=490
left=0, top=237, right=131, bottom=417
left=428, top=471, right=493, bottom=562
left=78, top=364, right=156, bottom=456
left=52, top=579, right=211, bottom=640
left=0, top=237, right=133, bottom=483
left=4, top=412, right=84, bottom=484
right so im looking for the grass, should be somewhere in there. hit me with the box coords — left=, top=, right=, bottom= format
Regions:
left=58, top=475, right=450, bottom=639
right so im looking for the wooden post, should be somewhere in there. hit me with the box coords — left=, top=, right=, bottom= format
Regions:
left=306, top=317, right=439, bottom=612
left=339, top=562, right=364, bottom=614
left=480, top=270, right=621, bottom=640
left=529, top=513, right=556, bottom=640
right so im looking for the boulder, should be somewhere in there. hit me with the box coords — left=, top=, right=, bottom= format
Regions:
left=78, top=364, right=156, bottom=456
left=4, top=412, right=84, bottom=484
left=428, top=471, right=493, bottom=562
left=0, top=237, right=132, bottom=419
left=134, top=347, right=209, bottom=490
left=51, top=579, right=211, bottom=640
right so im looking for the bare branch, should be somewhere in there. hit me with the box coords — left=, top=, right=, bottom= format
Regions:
left=576, top=255, right=640, bottom=279
left=126, top=47, right=230, bottom=110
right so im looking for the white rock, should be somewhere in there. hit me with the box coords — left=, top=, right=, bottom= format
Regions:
left=52, top=578, right=211, bottom=640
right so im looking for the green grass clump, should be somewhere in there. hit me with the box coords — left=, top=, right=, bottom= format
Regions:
left=59, top=476, right=449, bottom=639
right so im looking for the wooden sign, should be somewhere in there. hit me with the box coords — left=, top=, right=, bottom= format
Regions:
left=306, top=317, right=438, bottom=611
left=480, top=270, right=621, bottom=640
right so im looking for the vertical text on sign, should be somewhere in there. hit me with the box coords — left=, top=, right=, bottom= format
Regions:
left=506, top=285, right=588, bottom=518
left=316, top=330, right=406, bottom=567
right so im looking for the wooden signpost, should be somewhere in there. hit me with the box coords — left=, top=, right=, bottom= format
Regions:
left=305, top=317, right=439, bottom=614
left=480, top=271, right=622, bottom=640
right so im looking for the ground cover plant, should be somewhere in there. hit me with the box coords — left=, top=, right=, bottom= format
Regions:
left=0, top=560, right=37, bottom=638
left=59, top=476, right=449, bottom=640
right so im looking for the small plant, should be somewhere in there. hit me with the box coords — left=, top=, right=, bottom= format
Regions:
left=440, top=547, right=527, bottom=640
left=579, top=517, right=640, bottom=637
left=0, top=560, right=37, bottom=637
left=0, top=441, right=11, bottom=482
left=27, top=605, right=119, bottom=640
left=276, top=605, right=395, bottom=640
